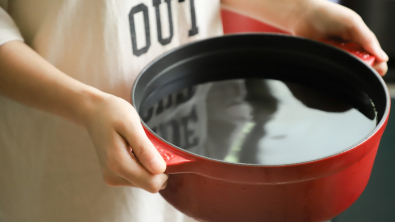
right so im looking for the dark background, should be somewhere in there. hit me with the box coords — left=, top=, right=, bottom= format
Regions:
left=340, top=0, right=395, bottom=83
left=333, top=99, right=395, bottom=221
left=334, top=2, right=395, bottom=220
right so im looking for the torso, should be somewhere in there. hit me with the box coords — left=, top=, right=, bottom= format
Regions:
left=0, top=1, right=222, bottom=221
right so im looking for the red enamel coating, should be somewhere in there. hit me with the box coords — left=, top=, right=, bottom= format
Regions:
left=144, top=127, right=193, bottom=167
left=221, top=8, right=289, bottom=35
left=146, top=113, right=390, bottom=221
left=322, top=39, right=376, bottom=66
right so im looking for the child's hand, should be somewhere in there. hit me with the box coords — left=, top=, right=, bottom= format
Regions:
left=222, top=0, right=388, bottom=75
left=293, top=0, right=389, bottom=75
left=84, top=93, right=168, bottom=193
left=0, top=41, right=167, bottom=193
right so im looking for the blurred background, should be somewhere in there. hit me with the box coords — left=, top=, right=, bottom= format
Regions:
left=220, top=0, right=395, bottom=221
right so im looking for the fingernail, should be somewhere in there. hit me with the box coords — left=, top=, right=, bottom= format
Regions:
left=161, top=181, right=168, bottom=190
left=150, top=156, right=165, bottom=172
left=381, top=50, right=389, bottom=61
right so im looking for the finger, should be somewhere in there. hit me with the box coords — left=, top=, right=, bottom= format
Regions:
left=100, top=155, right=137, bottom=187
left=114, top=150, right=168, bottom=193
left=116, top=108, right=166, bottom=174
left=347, top=15, right=389, bottom=63
left=102, top=169, right=137, bottom=187
left=108, top=132, right=169, bottom=193
left=372, top=61, right=388, bottom=76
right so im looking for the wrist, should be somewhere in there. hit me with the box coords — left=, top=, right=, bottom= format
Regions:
left=73, top=85, right=109, bottom=127
left=289, top=0, right=322, bottom=35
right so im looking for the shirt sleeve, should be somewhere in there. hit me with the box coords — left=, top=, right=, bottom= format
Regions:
left=0, top=6, right=24, bottom=46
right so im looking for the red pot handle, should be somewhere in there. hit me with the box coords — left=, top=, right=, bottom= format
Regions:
left=143, top=126, right=197, bottom=173
left=321, top=39, right=376, bottom=66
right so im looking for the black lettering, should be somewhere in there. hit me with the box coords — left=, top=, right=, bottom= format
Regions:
left=159, top=120, right=180, bottom=146
left=181, top=106, right=198, bottom=148
left=153, top=0, right=174, bottom=45
left=175, top=86, right=196, bottom=105
left=141, top=107, right=154, bottom=123
left=129, top=4, right=151, bottom=56
left=156, top=95, right=173, bottom=115
left=178, top=0, right=198, bottom=36
left=165, top=95, right=173, bottom=109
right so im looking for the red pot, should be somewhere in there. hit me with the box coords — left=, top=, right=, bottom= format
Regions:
left=132, top=34, right=390, bottom=222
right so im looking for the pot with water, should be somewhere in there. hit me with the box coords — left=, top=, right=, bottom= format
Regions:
left=132, top=34, right=390, bottom=222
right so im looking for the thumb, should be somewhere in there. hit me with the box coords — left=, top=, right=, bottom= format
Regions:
left=117, top=108, right=167, bottom=174
left=349, top=22, right=389, bottom=75
left=348, top=16, right=389, bottom=63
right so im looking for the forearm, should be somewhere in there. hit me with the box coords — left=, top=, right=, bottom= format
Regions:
left=0, top=40, right=106, bottom=126
left=221, top=0, right=316, bottom=34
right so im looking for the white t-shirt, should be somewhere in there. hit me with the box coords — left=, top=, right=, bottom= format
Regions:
left=0, top=0, right=222, bottom=221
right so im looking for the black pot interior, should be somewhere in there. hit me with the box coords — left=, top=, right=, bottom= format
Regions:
left=133, top=34, right=387, bottom=125
left=132, top=34, right=390, bottom=166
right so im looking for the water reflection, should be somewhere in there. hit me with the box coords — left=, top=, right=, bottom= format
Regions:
left=142, top=79, right=377, bottom=165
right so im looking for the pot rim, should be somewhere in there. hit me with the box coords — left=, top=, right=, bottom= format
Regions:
left=131, top=33, right=391, bottom=167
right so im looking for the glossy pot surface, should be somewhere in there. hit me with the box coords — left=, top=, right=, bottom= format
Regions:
left=132, top=34, right=390, bottom=222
